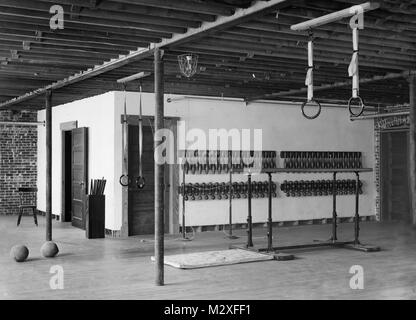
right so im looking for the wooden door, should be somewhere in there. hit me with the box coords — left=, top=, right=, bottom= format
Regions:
left=127, top=120, right=172, bottom=236
left=72, top=127, right=88, bottom=229
left=381, top=131, right=410, bottom=222
left=128, top=124, right=155, bottom=235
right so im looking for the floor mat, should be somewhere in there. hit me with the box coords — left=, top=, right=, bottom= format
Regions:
left=151, top=249, right=274, bottom=269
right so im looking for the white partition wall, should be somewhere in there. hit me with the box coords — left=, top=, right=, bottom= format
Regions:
left=37, top=91, right=375, bottom=232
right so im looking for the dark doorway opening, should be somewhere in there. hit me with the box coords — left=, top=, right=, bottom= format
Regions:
left=381, top=130, right=411, bottom=222
left=62, top=130, right=72, bottom=222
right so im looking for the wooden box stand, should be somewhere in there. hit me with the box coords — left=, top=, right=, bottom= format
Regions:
left=86, top=195, right=105, bottom=239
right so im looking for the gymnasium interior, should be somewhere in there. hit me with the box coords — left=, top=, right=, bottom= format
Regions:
left=0, top=0, right=415, bottom=301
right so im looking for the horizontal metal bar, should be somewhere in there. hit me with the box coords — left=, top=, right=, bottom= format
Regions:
left=248, top=70, right=416, bottom=102
left=167, top=95, right=352, bottom=109
left=117, top=71, right=152, bottom=84
left=0, top=121, right=45, bottom=126
left=350, top=111, right=409, bottom=121
left=291, top=2, right=380, bottom=31
left=257, top=241, right=354, bottom=251
left=167, top=95, right=245, bottom=103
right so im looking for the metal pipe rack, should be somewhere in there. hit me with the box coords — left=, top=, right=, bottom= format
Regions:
left=232, top=168, right=380, bottom=258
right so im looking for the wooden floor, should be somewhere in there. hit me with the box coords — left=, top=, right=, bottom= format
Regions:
left=1, top=215, right=415, bottom=300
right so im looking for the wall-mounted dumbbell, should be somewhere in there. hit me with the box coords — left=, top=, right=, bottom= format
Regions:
left=251, top=181, right=258, bottom=198
left=281, top=151, right=366, bottom=170
left=192, top=183, right=199, bottom=200
left=185, top=183, right=193, bottom=200
left=192, top=151, right=199, bottom=174
left=221, top=151, right=229, bottom=173
left=231, top=182, right=238, bottom=199
left=257, top=181, right=263, bottom=198
left=220, top=182, right=228, bottom=199
left=279, top=179, right=364, bottom=197
left=196, top=150, right=205, bottom=174
left=272, top=182, right=277, bottom=197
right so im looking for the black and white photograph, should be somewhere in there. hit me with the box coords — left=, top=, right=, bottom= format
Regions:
left=0, top=0, right=415, bottom=308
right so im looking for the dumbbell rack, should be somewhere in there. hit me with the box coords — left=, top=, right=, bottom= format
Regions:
left=179, top=150, right=277, bottom=240
left=232, top=168, right=380, bottom=258
left=181, top=169, right=248, bottom=240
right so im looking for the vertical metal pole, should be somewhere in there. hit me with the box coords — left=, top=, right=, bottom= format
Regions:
left=332, top=172, right=337, bottom=242
left=229, top=170, right=233, bottom=236
left=45, top=90, right=52, bottom=242
left=409, top=75, right=416, bottom=225
left=247, top=174, right=253, bottom=247
left=267, top=173, right=273, bottom=252
left=354, top=172, right=360, bottom=244
left=154, top=48, right=164, bottom=286
left=182, top=167, right=186, bottom=239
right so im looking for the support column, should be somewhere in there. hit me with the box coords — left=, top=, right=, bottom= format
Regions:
left=331, top=172, right=337, bottom=241
left=41, top=90, right=59, bottom=258
left=354, top=172, right=361, bottom=244
left=247, top=174, right=253, bottom=247
left=267, top=173, right=273, bottom=252
left=46, top=90, right=52, bottom=241
left=409, top=75, right=416, bottom=225
left=154, top=48, right=165, bottom=286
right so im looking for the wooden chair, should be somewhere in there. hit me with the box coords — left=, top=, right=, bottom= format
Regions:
left=17, top=187, right=38, bottom=226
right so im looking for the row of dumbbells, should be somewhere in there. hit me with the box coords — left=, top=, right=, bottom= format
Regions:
left=180, top=150, right=277, bottom=174
left=281, top=151, right=362, bottom=169
left=179, top=181, right=278, bottom=201
left=280, top=179, right=363, bottom=197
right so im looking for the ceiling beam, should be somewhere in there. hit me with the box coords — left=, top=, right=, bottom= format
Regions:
left=290, top=1, right=380, bottom=31
left=0, top=0, right=293, bottom=109
left=247, top=70, right=416, bottom=101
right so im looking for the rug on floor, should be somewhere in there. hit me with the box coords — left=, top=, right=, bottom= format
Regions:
left=151, top=249, right=274, bottom=269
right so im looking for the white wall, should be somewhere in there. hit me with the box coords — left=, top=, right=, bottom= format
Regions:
left=37, top=92, right=116, bottom=229
left=114, top=92, right=375, bottom=228
left=38, top=91, right=375, bottom=231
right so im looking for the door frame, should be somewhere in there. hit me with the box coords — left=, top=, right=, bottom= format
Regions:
left=71, top=127, right=89, bottom=229
left=120, top=115, right=179, bottom=236
left=380, top=128, right=410, bottom=222
left=60, top=121, right=78, bottom=222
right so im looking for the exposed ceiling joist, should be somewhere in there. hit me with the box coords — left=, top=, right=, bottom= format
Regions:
left=0, top=0, right=293, bottom=109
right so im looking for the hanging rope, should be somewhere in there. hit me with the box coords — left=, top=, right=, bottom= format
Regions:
left=136, top=83, right=145, bottom=189
left=301, top=31, right=321, bottom=120
left=348, top=27, right=365, bottom=117
left=119, top=85, right=130, bottom=187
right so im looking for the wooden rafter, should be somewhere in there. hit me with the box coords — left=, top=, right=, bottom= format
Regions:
left=0, top=0, right=293, bottom=109
left=0, top=0, right=414, bottom=109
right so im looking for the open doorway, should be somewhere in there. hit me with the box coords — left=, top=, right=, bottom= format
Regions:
left=380, top=130, right=411, bottom=222
left=62, top=130, right=73, bottom=222
left=60, top=120, right=88, bottom=226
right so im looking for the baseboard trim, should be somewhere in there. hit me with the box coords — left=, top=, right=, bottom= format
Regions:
left=184, top=216, right=377, bottom=233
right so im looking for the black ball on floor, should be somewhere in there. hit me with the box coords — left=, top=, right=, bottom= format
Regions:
left=41, top=241, right=59, bottom=258
left=10, top=245, right=29, bottom=262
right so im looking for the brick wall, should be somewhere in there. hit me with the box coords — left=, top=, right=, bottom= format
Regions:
left=0, top=110, right=38, bottom=215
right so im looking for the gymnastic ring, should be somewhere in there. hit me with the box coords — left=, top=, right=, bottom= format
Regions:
left=136, top=176, right=145, bottom=189
left=348, top=96, right=365, bottom=117
left=301, top=99, right=322, bottom=120
left=119, top=174, right=130, bottom=187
